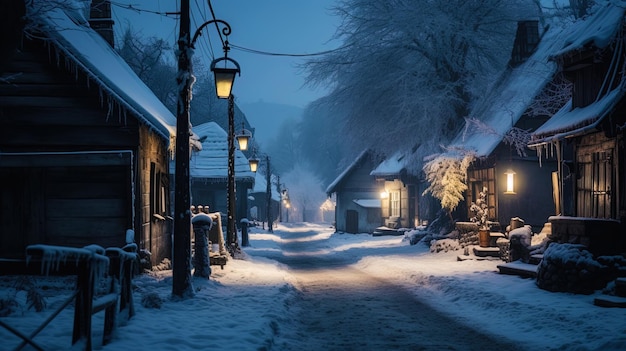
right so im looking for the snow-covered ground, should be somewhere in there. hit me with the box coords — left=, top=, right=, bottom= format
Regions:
left=1, top=222, right=624, bottom=350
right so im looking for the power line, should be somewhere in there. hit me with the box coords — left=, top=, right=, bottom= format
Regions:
left=230, top=43, right=348, bottom=57
left=111, top=1, right=344, bottom=59
left=110, top=1, right=180, bottom=18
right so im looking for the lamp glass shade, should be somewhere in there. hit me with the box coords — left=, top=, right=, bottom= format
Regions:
left=213, top=68, right=237, bottom=99
left=236, top=131, right=250, bottom=151
left=380, top=191, right=389, bottom=199
left=505, top=170, right=516, bottom=194
left=249, top=158, right=259, bottom=172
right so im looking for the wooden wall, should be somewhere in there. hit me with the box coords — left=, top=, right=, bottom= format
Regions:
left=0, top=34, right=171, bottom=262
left=138, top=125, right=172, bottom=266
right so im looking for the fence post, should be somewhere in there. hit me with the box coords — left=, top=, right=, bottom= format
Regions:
left=72, top=257, right=95, bottom=350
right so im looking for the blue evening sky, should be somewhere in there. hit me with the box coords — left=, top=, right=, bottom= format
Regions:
left=112, top=0, right=340, bottom=108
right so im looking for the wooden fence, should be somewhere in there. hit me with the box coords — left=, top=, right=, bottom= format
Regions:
left=0, top=243, right=137, bottom=351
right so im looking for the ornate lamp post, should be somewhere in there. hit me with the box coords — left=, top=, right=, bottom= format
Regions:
left=173, top=0, right=239, bottom=297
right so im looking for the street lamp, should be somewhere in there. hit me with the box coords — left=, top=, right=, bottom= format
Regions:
left=235, top=123, right=251, bottom=151
left=248, top=156, right=259, bottom=173
left=210, top=57, right=240, bottom=99
left=173, top=0, right=240, bottom=297
left=247, top=151, right=273, bottom=232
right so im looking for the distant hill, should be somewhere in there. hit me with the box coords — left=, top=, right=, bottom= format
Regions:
left=240, top=101, right=303, bottom=147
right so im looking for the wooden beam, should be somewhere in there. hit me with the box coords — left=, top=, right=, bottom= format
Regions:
left=0, top=151, right=132, bottom=167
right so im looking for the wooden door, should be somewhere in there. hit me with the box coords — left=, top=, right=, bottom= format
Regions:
left=346, top=210, right=358, bottom=234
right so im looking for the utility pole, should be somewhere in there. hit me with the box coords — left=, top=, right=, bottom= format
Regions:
left=226, top=94, right=238, bottom=252
left=172, top=0, right=193, bottom=298
left=266, top=155, right=273, bottom=233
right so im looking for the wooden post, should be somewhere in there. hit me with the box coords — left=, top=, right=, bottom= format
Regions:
left=72, top=257, right=94, bottom=350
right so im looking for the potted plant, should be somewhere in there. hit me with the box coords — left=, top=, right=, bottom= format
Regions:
left=470, top=186, right=490, bottom=247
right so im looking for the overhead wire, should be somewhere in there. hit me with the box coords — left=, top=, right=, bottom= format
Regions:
left=192, top=0, right=216, bottom=62
left=110, top=1, right=344, bottom=60
left=230, top=43, right=349, bottom=57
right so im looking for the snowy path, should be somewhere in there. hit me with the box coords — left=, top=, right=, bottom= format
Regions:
left=259, top=225, right=523, bottom=350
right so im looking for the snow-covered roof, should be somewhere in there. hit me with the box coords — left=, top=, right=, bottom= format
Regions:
left=352, top=199, right=380, bottom=209
left=326, top=150, right=371, bottom=194
left=250, top=172, right=280, bottom=202
left=370, top=151, right=407, bottom=177
left=32, top=4, right=176, bottom=142
left=530, top=2, right=626, bottom=145
left=190, top=122, right=255, bottom=183
left=531, top=86, right=625, bottom=144
left=445, top=20, right=570, bottom=158
left=552, top=2, right=626, bottom=58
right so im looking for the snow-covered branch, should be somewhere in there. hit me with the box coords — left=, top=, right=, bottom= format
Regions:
left=422, top=151, right=475, bottom=212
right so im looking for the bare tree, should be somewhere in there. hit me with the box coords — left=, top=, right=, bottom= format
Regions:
left=302, top=0, right=535, bottom=167
left=526, top=73, right=572, bottom=117
left=117, top=27, right=178, bottom=112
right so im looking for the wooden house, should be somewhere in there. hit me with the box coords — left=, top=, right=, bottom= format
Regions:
left=0, top=1, right=176, bottom=264
left=442, top=19, right=571, bottom=232
left=326, top=150, right=381, bottom=234
left=370, top=151, right=424, bottom=230
left=189, top=122, right=255, bottom=229
left=529, top=3, right=626, bottom=254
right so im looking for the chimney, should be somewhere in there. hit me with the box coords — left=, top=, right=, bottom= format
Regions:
left=89, top=0, right=115, bottom=48
left=509, top=20, right=539, bottom=67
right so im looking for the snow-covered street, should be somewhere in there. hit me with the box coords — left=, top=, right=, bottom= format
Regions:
left=253, top=225, right=521, bottom=350
left=1, top=222, right=625, bottom=350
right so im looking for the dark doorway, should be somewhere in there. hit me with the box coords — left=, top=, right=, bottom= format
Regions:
left=346, top=210, right=358, bottom=234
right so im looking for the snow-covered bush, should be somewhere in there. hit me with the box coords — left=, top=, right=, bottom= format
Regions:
left=528, top=230, right=550, bottom=256
left=469, top=186, right=489, bottom=230
left=537, top=243, right=614, bottom=295
left=509, top=225, right=533, bottom=262
left=141, top=292, right=163, bottom=309
left=0, top=296, right=19, bottom=317
left=0, top=276, right=47, bottom=316
left=430, top=238, right=461, bottom=253
left=152, top=258, right=171, bottom=271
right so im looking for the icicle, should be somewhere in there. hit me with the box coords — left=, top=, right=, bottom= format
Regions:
left=118, top=102, right=123, bottom=124
left=130, top=151, right=136, bottom=231
left=169, top=135, right=176, bottom=159
left=99, top=86, right=104, bottom=109
left=536, top=147, right=543, bottom=167
left=106, top=97, right=113, bottom=122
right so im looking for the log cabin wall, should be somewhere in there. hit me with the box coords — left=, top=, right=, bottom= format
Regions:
left=138, top=125, right=171, bottom=266
left=0, top=33, right=170, bottom=260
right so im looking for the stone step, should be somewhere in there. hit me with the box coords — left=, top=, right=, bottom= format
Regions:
left=594, top=295, right=626, bottom=308
left=497, top=261, right=538, bottom=278
left=473, top=246, right=500, bottom=258
left=529, top=254, right=543, bottom=265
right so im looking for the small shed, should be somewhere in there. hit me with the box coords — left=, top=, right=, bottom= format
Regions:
left=326, top=150, right=382, bottom=233
left=370, top=150, right=425, bottom=229
left=0, top=2, right=176, bottom=264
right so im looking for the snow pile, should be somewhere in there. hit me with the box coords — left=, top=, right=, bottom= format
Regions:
left=537, top=243, right=613, bottom=294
